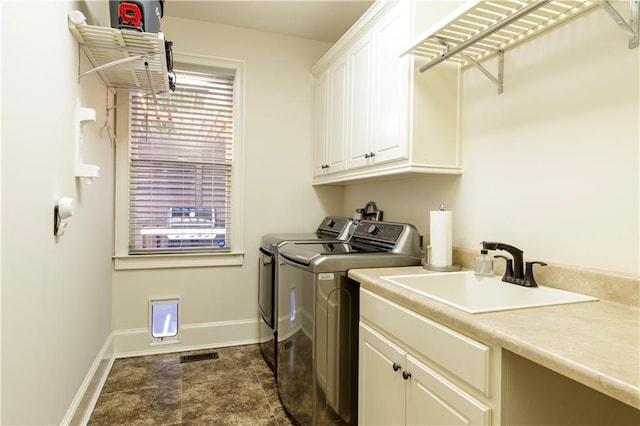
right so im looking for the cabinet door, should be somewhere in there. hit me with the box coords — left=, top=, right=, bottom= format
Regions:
left=371, top=1, right=410, bottom=164
left=326, top=55, right=348, bottom=174
left=405, top=354, right=491, bottom=426
left=313, top=74, right=328, bottom=177
left=359, top=322, right=406, bottom=426
left=347, top=31, right=374, bottom=170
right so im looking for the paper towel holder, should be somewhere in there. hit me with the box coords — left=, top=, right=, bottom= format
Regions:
left=54, top=197, right=74, bottom=237
left=423, top=202, right=461, bottom=272
left=424, top=245, right=461, bottom=272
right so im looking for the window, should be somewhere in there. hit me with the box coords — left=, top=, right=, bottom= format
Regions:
left=130, top=67, right=233, bottom=254
left=114, top=53, right=244, bottom=268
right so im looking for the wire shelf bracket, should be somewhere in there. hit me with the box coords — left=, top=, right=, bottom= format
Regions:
left=599, top=0, right=639, bottom=48
left=464, top=50, right=504, bottom=94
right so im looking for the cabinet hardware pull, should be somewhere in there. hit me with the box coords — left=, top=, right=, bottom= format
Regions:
left=370, top=152, right=375, bottom=157
left=392, top=362, right=401, bottom=372
left=402, top=370, right=412, bottom=380
left=364, top=153, right=370, bottom=159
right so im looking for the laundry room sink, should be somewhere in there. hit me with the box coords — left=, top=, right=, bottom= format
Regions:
left=381, top=271, right=598, bottom=314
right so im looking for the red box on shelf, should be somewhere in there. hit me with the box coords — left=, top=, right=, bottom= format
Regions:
left=109, top=0, right=164, bottom=33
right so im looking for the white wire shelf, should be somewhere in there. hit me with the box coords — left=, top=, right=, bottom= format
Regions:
left=68, top=18, right=169, bottom=94
left=403, top=0, right=600, bottom=73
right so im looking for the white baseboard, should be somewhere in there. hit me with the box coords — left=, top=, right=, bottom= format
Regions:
left=112, top=318, right=261, bottom=356
left=60, top=334, right=115, bottom=426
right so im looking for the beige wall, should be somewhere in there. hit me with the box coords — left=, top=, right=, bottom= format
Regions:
left=502, top=351, right=640, bottom=424
left=111, top=17, right=344, bottom=352
left=1, top=1, right=113, bottom=424
left=345, top=7, right=639, bottom=277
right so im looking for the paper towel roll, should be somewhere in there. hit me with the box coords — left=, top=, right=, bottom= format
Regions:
left=430, top=210, right=452, bottom=267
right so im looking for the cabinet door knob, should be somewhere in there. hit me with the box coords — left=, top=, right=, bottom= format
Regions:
left=364, top=153, right=370, bottom=159
left=369, top=152, right=375, bottom=158
left=392, top=362, right=401, bottom=372
left=402, top=370, right=412, bottom=380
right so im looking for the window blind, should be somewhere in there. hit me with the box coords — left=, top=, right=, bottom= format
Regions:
left=128, top=68, right=235, bottom=254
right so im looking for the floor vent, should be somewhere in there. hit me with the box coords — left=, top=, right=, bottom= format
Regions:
left=180, top=352, right=219, bottom=363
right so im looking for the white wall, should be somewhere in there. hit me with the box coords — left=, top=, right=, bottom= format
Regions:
left=111, top=17, right=344, bottom=352
left=345, top=7, right=639, bottom=277
left=1, top=4, right=4, bottom=422
left=1, top=1, right=114, bottom=424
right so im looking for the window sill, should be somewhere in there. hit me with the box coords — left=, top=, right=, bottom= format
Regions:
left=113, top=252, right=244, bottom=270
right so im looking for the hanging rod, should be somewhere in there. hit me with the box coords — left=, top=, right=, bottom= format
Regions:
left=78, top=54, right=148, bottom=79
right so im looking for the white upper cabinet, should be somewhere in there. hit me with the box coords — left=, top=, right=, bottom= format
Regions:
left=327, top=56, right=349, bottom=173
left=347, top=31, right=374, bottom=170
left=369, top=2, right=410, bottom=165
left=313, top=74, right=329, bottom=176
left=311, top=0, right=462, bottom=185
left=314, top=57, right=348, bottom=176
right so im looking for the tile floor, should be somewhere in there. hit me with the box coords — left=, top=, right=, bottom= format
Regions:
left=88, top=344, right=294, bottom=425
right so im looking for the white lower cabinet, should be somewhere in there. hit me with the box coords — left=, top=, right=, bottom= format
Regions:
left=359, top=322, right=406, bottom=425
left=359, top=289, right=498, bottom=426
left=359, top=323, right=490, bottom=426
left=405, top=354, right=490, bottom=425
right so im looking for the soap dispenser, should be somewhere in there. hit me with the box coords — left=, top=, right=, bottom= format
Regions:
left=474, top=249, right=493, bottom=277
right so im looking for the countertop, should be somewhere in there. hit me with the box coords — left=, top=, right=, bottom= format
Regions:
left=348, top=266, right=640, bottom=410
